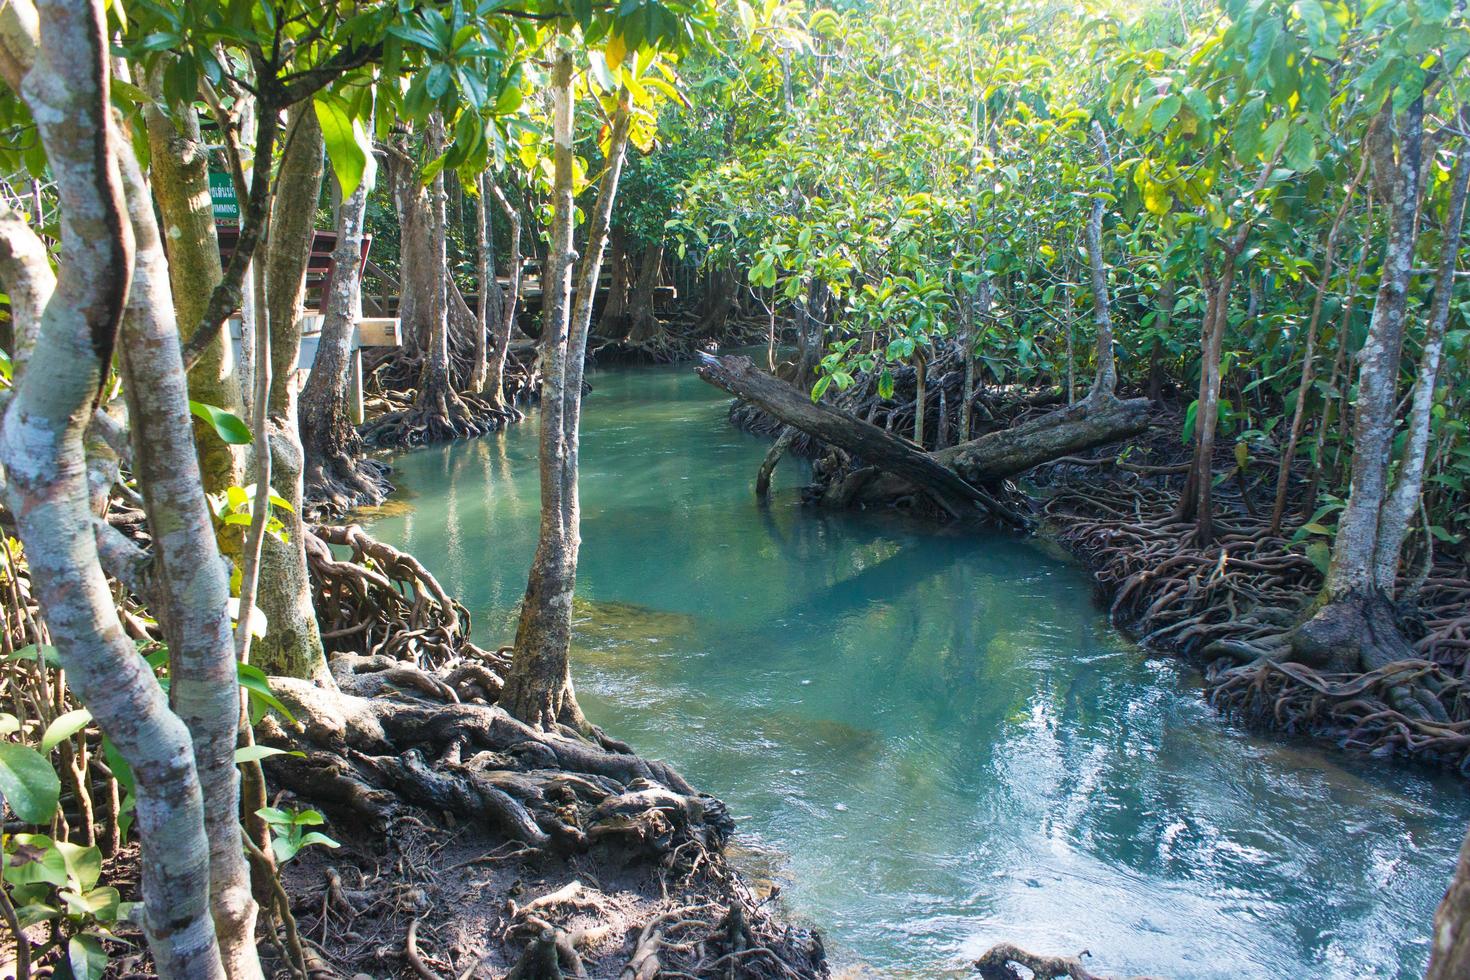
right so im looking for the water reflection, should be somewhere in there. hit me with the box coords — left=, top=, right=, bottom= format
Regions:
left=359, top=362, right=1470, bottom=979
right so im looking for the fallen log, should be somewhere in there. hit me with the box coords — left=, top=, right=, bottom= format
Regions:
left=695, top=354, right=1153, bottom=514
left=940, top=392, right=1153, bottom=485
left=694, top=353, right=989, bottom=518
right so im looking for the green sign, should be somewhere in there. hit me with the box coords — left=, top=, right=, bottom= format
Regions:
left=208, top=169, right=238, bottom=224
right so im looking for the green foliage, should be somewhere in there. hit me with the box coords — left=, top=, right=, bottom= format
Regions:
left=258, top=806, right=340, bottom=865
left=189, top=400, right=252, bottom=445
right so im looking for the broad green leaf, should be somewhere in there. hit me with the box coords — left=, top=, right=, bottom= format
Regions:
left=0, top=742, right=60, bottom=824
left=41, top=708, right=93, bottom=753
left=314, top=94, right=373, bottom=198
left=189, top=401, right=252, bottom=446
left=68, top=933, right=108, bottom=980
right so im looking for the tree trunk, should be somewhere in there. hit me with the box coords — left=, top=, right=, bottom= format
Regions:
left=1372, top=114, right=1466, bottom=586
left=299, top=137, right=389, bottom=515
left=471, top=171, right=504, bottom=395
left=0, top=3, right=225, bottom=974
left=1293, top=101, right=1424, bottom=674
left=792, top=278, right=830, bottom=388
left=115, top=121, right=262, bottom=980
left=913, top=350, right=927, bottom=448
left=601, top=228, right=629, bottom=333
left=1084, top=120, right=1116, bottom=401
left=694, top=262, right=737, bottom=337
left=627, top=241, right=665, bottom=343
left=485, top=180, right=523, bottom=411
left=143, top=63, right=246, bottom=494
left=696, top=354, right=1149, bottom=518
left=1147, top=280, right=1174, bottom=403
left=414, top=116, right=455, bottom=417
left=1428, top=824, right=1470, bottom=980
left=390, top=138, right=433, bottom=360
left=503, top=74, right=634, bottom=731
left=1269, top=154, right=1369, bottom=534
left=257, top=103, right=329, bottom=682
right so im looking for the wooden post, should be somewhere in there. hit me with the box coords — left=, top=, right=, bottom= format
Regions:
left=348, top=347, right=364, bottom=425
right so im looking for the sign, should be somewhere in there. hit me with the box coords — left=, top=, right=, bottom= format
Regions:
left=208, top=170, right=238, bottom=224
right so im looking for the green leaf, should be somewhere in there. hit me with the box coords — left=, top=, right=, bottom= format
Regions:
left=62, top=886, right=119, bottom=922
left=1305, top=540, right=1331, bottom=576
left=3, top=834, right=66, bottom=887
left=0, top=742, right=61, bottom=824
left=234, top=745, right=303, bottom=765
left=238, top=663, right=296, bottom=725
left=189, top=401, right=252, bottom=445
left=68, top=933, right=108, bottom=980
left=314, top=94, right=372, bottom=199
left=56, top=840, right=102, bottom=891
left=41, top=708, right=93, bottom=753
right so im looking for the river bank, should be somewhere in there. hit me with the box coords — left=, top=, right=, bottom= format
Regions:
left=356, top=361, right=1470, bottom=978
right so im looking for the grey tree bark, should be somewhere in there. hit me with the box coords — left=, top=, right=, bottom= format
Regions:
left=300, top=147, right=390, bottom=515
left=503, top=74, right=634, bottom=731
left=0, top=2, right=226, bottom=974
left=144, top=61, right=247, bottom=495
left=1372, top=118, right=1467, bottom=587
left=1292, top=101, right=1426, bottom=676
left=257, top=104, right=329, bottom=681
left=484, top=180, right=523, bottom=411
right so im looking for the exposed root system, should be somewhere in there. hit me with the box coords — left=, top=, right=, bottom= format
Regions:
left=276, top=523, right=827, bottom=978
left=1045, top=467, right=1470, bottom=769
left=360, top=387, right=525, bottom=449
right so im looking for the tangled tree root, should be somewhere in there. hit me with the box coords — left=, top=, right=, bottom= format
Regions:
left=974, top=942, right=1159, bottom=980
left=306, top=523, right=493, bottom=669
left=303, top=451, right=393, bottom=522
left=260, top=673, right=731, bottom=858
left=360, top=387, right=524, bottom=449
left=1045, top=480, right=1470, bottom=768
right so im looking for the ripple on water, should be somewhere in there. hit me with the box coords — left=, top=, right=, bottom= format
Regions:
left=360, top=361, right=1470, bottom=980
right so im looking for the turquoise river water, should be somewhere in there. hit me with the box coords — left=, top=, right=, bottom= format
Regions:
left=359, top=361, right=1470, bottom=978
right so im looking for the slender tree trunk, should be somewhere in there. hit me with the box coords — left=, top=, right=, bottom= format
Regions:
left=485, top=180, right=522, bottom=411
left=627, top=242, right=665, bottom=343
left=0, top=3, right=225, bottom=974
left=414, top=116, right=456, bottom=419
left=257, top=104, right=329, bottom=681
left=1179, top=148, right=1284, bottom=542
left=1270, top=154, right=1370, bottom=533
left=503, top=73, right=634, bottom=731
left=390, top=139, right=432, bottom=361
left=1147, top=280, right=1175, bottom=403
left=602, top=229, right=629, bottom=333
left=913, top=350, right=927, bottom=448
left=1292, top=102, right=1426, bottom=677
left=300, top=139, right=387, bottom=512
left=793, top=278, right=829, bottom=388
left=143, top=63, right=246, bottom=494
left=1372, top=119, right=1467, bottom=585
left=1084, top=120, right=1116, bottom=401
left=959, top=274, right=987, bottom=442
left=1325, top=102, right=1422, bottom=600
left=115, top=123, right=262, bottom=980
left=471, top=171, right=503, bottom=395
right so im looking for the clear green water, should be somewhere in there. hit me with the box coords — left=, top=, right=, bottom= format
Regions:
left=360, top=362, right=1470, bottom=979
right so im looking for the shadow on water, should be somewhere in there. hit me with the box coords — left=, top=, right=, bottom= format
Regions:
left=360, top=361, right=1470, bottom=979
